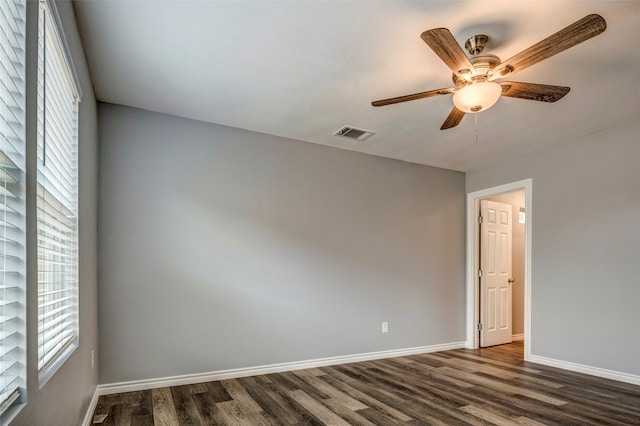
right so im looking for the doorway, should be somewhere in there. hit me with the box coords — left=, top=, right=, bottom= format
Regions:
left=465, top=179, right=532, bottom=360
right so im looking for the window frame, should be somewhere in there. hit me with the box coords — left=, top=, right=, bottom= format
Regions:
left=36, top=0, right=82, bottom=386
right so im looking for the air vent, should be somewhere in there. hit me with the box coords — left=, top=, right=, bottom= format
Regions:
left=334, top=126, right=375, bottom=141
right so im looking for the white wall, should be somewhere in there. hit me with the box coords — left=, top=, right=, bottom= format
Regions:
left=467, top=118, right=640, bottom=376
left=11, top=1, right=99, bottom=424
left=97, top=103, right=466, bottom=384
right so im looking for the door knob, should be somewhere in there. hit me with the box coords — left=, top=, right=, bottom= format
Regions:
left=508, top=278, right=515, bottom=283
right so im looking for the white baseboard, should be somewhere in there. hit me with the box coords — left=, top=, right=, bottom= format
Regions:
left=527, top=354, right=640, bottom=386
left=512, top=334, right=524, bottom=341
left=97, top=341, right=465, bottom=396
left=82, top=386, right=101, bottom=426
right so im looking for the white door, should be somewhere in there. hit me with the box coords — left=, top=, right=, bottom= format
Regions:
left=480, top=200, right=513, bottom=347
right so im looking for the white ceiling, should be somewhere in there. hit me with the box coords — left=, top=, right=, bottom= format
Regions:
left=73, top=1, right=640, bottom=172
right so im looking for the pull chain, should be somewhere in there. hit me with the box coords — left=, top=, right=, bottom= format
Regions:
left=475, top=112, right=478, bottom=143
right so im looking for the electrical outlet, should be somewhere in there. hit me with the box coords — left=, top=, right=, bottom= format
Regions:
left=382, top=322, right=389, bottom=333
left=91, top=350, right=95, bottom=369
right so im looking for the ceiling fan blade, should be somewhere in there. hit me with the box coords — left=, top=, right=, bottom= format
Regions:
left=492, top=14, right=606, bottom=78
left=421, top=28, right=476, bottom=79
left=500, top=82, right=570, bottom=102
left=371, top=88, right=454, bottom=107
left=441, top=107, right=465, bottom=130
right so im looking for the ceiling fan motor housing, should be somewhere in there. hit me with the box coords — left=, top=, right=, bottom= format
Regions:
left=452, top=54, right=501, bottom=88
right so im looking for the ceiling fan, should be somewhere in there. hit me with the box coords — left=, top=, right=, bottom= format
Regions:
left=371, top=14, right=607, bottom=130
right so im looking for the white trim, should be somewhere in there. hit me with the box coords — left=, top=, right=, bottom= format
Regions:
left=465, top=178, right=532, bottom=363
left=96, top=342, right=465, bottom=396
left=528, top=355, right=640, bottom=386
left=512, top=334, right=525, bottom=341
left=82, top=387, right=101, bottom=426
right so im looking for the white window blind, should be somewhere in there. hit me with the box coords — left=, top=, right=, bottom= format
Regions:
left=37, top=0, right=80, bottom=382
left=0, top=0, right=26, bottom=418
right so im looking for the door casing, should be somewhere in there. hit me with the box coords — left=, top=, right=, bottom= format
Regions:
left=465, top=179, right=532, bottom=361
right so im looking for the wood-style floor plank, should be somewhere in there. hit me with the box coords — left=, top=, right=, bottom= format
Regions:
left=92, top=342, right=640, bottom=425
left=170, top=385, right=205, bottom=425
left=288, top=389, right=352, bottom=426
left=151, top=388, right=179, bottom=426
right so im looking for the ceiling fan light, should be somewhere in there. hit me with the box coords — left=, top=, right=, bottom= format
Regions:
left=452, top=81, right=502, bottom=113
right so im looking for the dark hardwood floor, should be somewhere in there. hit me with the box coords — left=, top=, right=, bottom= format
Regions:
left=92, top=341, right=640, bottom=425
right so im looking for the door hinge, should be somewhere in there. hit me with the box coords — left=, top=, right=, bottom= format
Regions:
left=478, top=215, right=483, bottom=224
left=477, top=323, right=483, bottom=331
left=478, top=269, right=483, bottom=278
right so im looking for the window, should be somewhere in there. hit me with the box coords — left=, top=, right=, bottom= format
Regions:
left=0, top=0, right=27, bottom=419
left=37, top=0, right=81, bottom=384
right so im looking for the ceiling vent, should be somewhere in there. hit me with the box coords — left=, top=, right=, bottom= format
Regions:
left=334, top=126, right=375, bottom=141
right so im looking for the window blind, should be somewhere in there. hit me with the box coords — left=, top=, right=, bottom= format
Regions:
left=37, top=0, right=80, bottom=381
left=0, top=0, right=26, bottom=418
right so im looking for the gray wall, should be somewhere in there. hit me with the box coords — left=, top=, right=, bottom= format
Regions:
left=98, top=103, right=466, bottom=384
left=467, top=118, right=640, bottom=376
left=12, top=0, right=99, bottom=425
left=488, top=191, right=525, bottom=337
